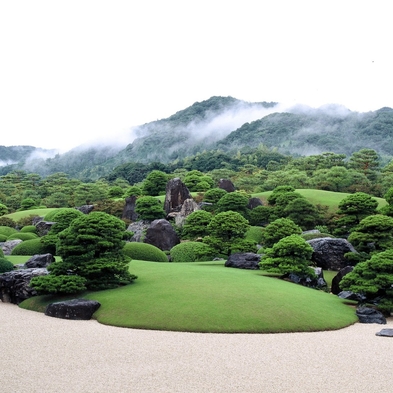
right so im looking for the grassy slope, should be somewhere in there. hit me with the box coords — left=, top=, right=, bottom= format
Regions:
left=76, top=260, right=356, bottom=333
left=253, top=189, right=387, bottom=211
left=4, top=208, right=58, bottom=221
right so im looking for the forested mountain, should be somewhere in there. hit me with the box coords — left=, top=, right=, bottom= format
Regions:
left=1, top=97, right=393, bottom=180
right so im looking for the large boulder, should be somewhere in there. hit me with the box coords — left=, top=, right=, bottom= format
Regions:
left=218, top=179, right=235, bottom=193
left=331, top=266, right=354, bottom=295
left=1, top=239, right=23, bottom=255
left=126, top=220, right=151, bottom=242
left=45, top=299, right=101, bottom=320
left=144, top=219, right=180, bottom=251
left=164, top=178, right=192, bottom=216
left=174, top=198, right=200, bottom=227
left=307, top=237, right=357, bottom=270
left=25, top=254, right=55, bottom=269
left=0, top=268, right=48, bottom=304
left=225, top=253, right=261, bottom=270
left=122, top=195, right=139, bottom=221
left=356, top=306, right=386, bottom=324
left=76, top=205, right=95, bottom=214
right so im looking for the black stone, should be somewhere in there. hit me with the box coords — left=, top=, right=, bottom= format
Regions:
left=356, top=306, right=386, bottom=324
left=225, top=253, right=261, bottom=270
left=144, top=219, right=180, bottom=251
left=25, top=253, right=55, bottom=269
left=45, top=299, right=101, bottom=320
left=376, top=329, right=393, bottom=337
left=331, top=266, right=354, bottom=295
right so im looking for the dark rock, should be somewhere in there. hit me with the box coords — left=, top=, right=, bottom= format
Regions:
left=76, top=205, right=95, bottom=214
left=1, top=239, right=23, bottom=255
left=144, top=219, right=180, bottom=251
left=122, top=195, right=139, bottom=221
left=218, top=179, right=235, bottom=192
left=164, top=178, right=192, bottom=216
left=376, top=329, right=393, bottom=337
left=331, top=266, right=354, bottom=295
left=283, top=267, right=327, bottom=288
left=337, top=290, right=366, bottom=302
left=225, top=253, right=261, bottom=270
left=35, top=221, right=55, bottom=237
left=247, top=197, right=263, bottom=210
left=126, top=220, right=150, bottom=242
left=307, top=237, right=357, bottom=270
left=25, top=253, right=55, bottom=268
left=356, top=306, right=386, bottom=324
left=45, top=299, right=101, bottom=320
left=0, top=268, right=48, bottom=304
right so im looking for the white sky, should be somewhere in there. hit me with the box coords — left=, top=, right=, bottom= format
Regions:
left=1, top=0, right=392, bottom=151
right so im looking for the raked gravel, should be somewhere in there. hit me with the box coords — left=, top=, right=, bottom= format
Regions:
left=1, top=302, right=393, bottom=393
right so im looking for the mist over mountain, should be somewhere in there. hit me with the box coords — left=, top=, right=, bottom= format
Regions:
left=1, top=96, right=392, bottom=180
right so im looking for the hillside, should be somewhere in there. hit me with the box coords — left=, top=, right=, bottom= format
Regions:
left=1, top=97, right=393, bottom=180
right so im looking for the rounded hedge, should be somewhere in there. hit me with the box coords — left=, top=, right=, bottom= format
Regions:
left=7, top=232, right=39, bottom=241
left=123, top=242, right=168, bottom=262
left=0, top=234, right=8, bottom=242
left=0, top=226, right=18, bottom=237
left=44, top=208, right=79, bottom=221
left=20, top=225, right=38, bottom=234
left=0, top=248, right=4, bottom=257
left=11, top=238, right=50, bottom=256
left=170, top=242, right=214, bottom=262
left=0, top=258, right=14, bottom=273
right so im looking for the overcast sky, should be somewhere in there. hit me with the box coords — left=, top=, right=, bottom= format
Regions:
left=1, top=1, right=392, bottom=151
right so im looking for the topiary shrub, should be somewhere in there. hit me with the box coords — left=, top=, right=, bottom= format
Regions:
left=0, top=234, right=8, bottom=242
left=0, top=226, right=18, bottom=237
left=0, top=258, right=14, bottom=273
left=123, top=242, right=168, bottom=262
left=7, top=232, right=39, bottom=241
left=245, top=226, right=264, bottom=244
left=11, top=238, right=50, bottom=256
left=44, top=208, right=75, bottom=221
left=170, top=241, right=214, bottom=262
left=20, top=225, right=38, bottom=234
left=30, top=274, right=87, bottom=295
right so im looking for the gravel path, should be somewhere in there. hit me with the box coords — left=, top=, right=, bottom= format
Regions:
left=1, top=302, right=393, bottom=393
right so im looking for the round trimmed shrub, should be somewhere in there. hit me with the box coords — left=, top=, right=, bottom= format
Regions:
left=123, top=242, right=168, bottom=262
left=44, top=208, right=78, bottom=221
left=170, top=242, right=214, bottom=262
left=11, top=238, right=50, bottom=256
left=245, top=226, right=264, bottom=244
left=20, top=225, right=38, bottom=234
left=7, top=232, right=39, bottom=241
left=0, top=258, right=14, bottom=273
left=0, top=248, right=4, bottom=257
left=0, top=234, right=8, bottom=242
left=0, top=226, right=18, bottom=237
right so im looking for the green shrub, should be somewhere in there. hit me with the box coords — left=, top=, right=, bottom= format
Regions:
left=30, top=274, right=87, bottom=295
left=0, top=258, right=14, bottom=273
left=0, top=217, right=16, bottom=228
left=0, top=234, right=8, bottom=242
left=245, top=226, right=264, bottom=244
left=11, top=239, right=50, bottom=256
left=16, top=215, right=40, bottom=228
left=7, top=232, right=39, bottom=241
left=0, top=226, right=18, bottom=237
left=0, top=248, right=4, bottom=257
left=44, top=208, right=74, bottom=221
left=170, top=242, right=214, bottom=262
left=20, top=225, right=38, bottom=234
left=123, top=242, right=168, bottom=262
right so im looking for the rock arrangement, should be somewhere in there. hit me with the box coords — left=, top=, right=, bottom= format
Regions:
left=0, top=267, right=48, bottom=304
left=122, top=195, right=139, bottom=221
left=356, top=306, right=386, bottom=324
left=1, top=239, right=23, bottom=255
left=218, top=179, right=235, bottom=192
left=144, top=219, right=180, bottom=251
left=164, top=177, right=192, bottom=216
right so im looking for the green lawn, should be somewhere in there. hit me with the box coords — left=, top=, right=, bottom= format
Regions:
left=252, top=189, right=387, bottom=212
left=4, top=208, right=58, bottom=221
left=21, top=260, right=357, bottom=333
